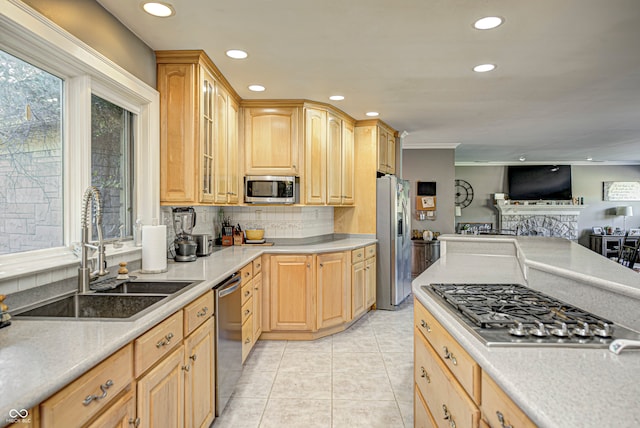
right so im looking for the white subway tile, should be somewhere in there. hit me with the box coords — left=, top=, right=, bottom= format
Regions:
left=36, top=271, right=52, bottom=286
left=18, top=275, right=37, bottom=291
left=0, top=279, right=19, bottom=294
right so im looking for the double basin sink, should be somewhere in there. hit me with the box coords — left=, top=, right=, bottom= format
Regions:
left=14, top=280, right=200, bottom=321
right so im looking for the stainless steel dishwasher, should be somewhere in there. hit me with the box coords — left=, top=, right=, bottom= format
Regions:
left=213, top=272, right=242, bottom=415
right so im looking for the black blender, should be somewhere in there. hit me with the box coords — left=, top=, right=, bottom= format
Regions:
left=172, top=207, right=197, bottom=262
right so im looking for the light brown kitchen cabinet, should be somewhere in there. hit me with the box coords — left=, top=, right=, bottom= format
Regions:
left=304, top=107, right=327, bottom=204
left=269, top=254, right=315, bottom=331
left=376, top=124, right=396, bottom=174
left=415, top=386, right=437, bottom=428
left=414, top=298, right=535, bottom=428
left=213, top=84, right=240, bottom=204
left=351, top=258, right=366, bottom=320
left=252, top=270, right=263, bottom=341
left=365, top=254, right=376, bottom=308
left=243, top=105, right=301, bottom=175
left=85, top=386, right=136, bottom=428
left=136, top=345, right=185, bottom=428
left=316, top=252, right=350, bottom=329
left=481, top=371, right=536, bottom=428
left=327, top=113, right=354, bottom=205
left=184, top=317, right=215, bottom=428
left=40, top=344, right=134, bottom=428
left=156, top=50, right=240, bottom=205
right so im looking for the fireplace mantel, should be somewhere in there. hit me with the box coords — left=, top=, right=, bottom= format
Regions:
left=494, top=202, right=586, bottom=239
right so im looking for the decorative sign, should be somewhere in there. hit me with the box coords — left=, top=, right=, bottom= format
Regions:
left=603, top=181, right=640, bottom=201
left=416, top=196, right=436, bottom=211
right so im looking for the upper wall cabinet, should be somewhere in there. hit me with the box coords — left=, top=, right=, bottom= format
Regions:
left=156, top=50, right=241, bottom=205
left=377, top=124, right=396, bottom=175
left=242, top=103, right=301, bottom=176
left=304, top=106, right=355, bottom=206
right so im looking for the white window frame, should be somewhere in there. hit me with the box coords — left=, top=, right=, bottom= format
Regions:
left=0, top=0, right=159, bottom=279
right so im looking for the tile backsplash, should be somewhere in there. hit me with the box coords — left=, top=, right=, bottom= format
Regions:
left=160, top=205, right=334, bottom=240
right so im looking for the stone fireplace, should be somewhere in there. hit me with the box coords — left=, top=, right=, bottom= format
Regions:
left=495, top=203, right=585, bottom=240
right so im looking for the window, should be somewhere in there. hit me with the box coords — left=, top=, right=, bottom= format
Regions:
left=0, top=49, right=63, bottom=255
left=91, top=94, right=134, bottom=241
left=0, top=2, right=159, bottom=280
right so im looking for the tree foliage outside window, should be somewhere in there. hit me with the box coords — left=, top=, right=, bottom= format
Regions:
left=0, top=49, right=63, bottom=255
left=91, top=95, right=134, bottom=241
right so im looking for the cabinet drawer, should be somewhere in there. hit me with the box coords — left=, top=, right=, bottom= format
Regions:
left=241, top=316, right=253, bottom=362
left=365, top=244, right=376, bottom=259
left=415, top=385, right=437, bottom=428
left=351, top=247, right=365, bottom=263
left=242, top=297, right=253, bottom=325
left=415, top=298, right=480, bottom=402
left=415, top=330, right=480, bottom=428
left=253, top=257, right=263, bottom=274
left=241, top=280, right=253, bottom=306
left=135, top=311, right=184, bottom=377
left=481, top=371, right=536, bottom=428
left=183, top=291, right=214, bottom=337
left=241, top=263, right=254, bottom=285
left=41, top=344, right=133, bottom=428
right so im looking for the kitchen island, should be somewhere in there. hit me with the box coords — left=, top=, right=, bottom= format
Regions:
left=0, top=236, right=375, bottom=426
left=413, top=234, right=640, bottom=428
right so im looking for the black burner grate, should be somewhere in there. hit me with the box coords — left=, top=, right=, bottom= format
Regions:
left=430, top=283, right=613, bottom=329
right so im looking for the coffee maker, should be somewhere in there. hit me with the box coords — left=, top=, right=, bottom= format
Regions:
left=173, top=207, right=197, bottom=262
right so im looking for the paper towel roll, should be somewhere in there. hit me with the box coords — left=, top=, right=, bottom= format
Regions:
left=141, top=225, right=167, bottom=273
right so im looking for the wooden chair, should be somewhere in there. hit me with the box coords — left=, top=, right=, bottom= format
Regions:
left=617, top=237, right=640, bottom=270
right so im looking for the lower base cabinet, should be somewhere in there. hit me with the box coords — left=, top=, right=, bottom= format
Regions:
left=137, top=345, right=185, bottom=428
left=86, top=386, right=137, bottom=428
left=184, top=317, right=215, bottom=428
left=414, top=298, right=536, bottom=428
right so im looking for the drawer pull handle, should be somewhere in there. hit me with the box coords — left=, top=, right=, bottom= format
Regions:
left=129, top=417, right=141, bottom=427
left=182, top=364, right=190, bottom=372
left=197, top=307, right=209, bottom=317
left=245, top=290, right=251, bottom=297
left=496, top=411, right=513, bottom=428
left=420, top=319, right=431, bottom=332
left=156, top=332, right=174, bottom=348
left=420, top=366, right=430, bottom=383
left=244, top=337, right=251, bottom=344
left=82, top=379, right=114, bottom=406
left=244, top=309, right=251, bottom=316
left=443, top=346, right=457, bottom=365
left=190, top=353, right=197, bottom=362
left=442, top=404, right=456, bottom=428
left=245, top=272, right=251, bottom=277
left=256, top=263, right=261, bottom=269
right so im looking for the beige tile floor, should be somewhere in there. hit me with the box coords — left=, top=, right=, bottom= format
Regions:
left=212, top=297, right=414, bottom=428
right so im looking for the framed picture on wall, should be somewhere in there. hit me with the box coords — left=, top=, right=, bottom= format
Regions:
left=592, top=227, right=603, bottom=235
left=629, top=228, right=640, bottom=236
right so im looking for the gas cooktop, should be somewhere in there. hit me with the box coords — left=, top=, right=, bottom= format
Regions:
left=422, top=283, right=640, bottom=348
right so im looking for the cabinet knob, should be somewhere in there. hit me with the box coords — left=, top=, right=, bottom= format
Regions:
left=182, top=365, right=190, bottom=372
left=244, top=337, right=251, bottom=344
left=128, top=417, right=141, bottom=427
left=197, top=307, right=209, bottom=317
left=189, top=353, right=197, bottom=362
left=244, top=309, right=251, bottom=316
left=420, top=319, right=431, bottom=332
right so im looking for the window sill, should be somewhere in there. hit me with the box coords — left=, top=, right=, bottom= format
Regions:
left=0, top=243, right=143, bottom=294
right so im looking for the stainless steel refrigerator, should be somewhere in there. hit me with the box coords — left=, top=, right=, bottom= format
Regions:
left=376, top=175, right=412, bottom=310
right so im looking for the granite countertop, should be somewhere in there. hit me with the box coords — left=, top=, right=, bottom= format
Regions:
left=413, top=236, right=640, bottom=428
left=0, top=237, right=376, bottom=422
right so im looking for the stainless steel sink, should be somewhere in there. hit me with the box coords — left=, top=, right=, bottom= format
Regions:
left=14, top=294, right=167, bottom=320
left=92, top=280, right=197, bottom=295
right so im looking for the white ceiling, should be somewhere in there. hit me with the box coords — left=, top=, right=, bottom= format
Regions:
left=97, top=0, right=640, bottom=165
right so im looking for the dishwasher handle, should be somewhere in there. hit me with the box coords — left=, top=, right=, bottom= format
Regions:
left=215, top=273, right=241, bottom=297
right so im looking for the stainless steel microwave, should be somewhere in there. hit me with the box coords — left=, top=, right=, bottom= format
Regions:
left=244, top=176, right=296, bottom=204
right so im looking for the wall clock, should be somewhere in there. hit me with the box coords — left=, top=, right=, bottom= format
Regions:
left=455, top=179, right=474, bottom=208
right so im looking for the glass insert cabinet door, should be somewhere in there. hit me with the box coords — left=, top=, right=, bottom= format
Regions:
left=201, top=67, right=215, bottom=202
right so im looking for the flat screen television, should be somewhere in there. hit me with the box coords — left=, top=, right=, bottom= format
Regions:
left=507, top=165, right=572, bottom=200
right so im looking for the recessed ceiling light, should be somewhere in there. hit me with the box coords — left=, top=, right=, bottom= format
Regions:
left=226, top=49, right=248, bottom=59
left=329, top=95, right=345, bottom=101
left=519, top=155, right=526, bottom=162
left=248, top=84, right=265, bottom=92
left=366, top=112, right=379, bottom=117
left=474, top=16, right=504, bottom=30
left=473, top=63, right=496, bottom=73
left=141, top=2, right=175, bottom=17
